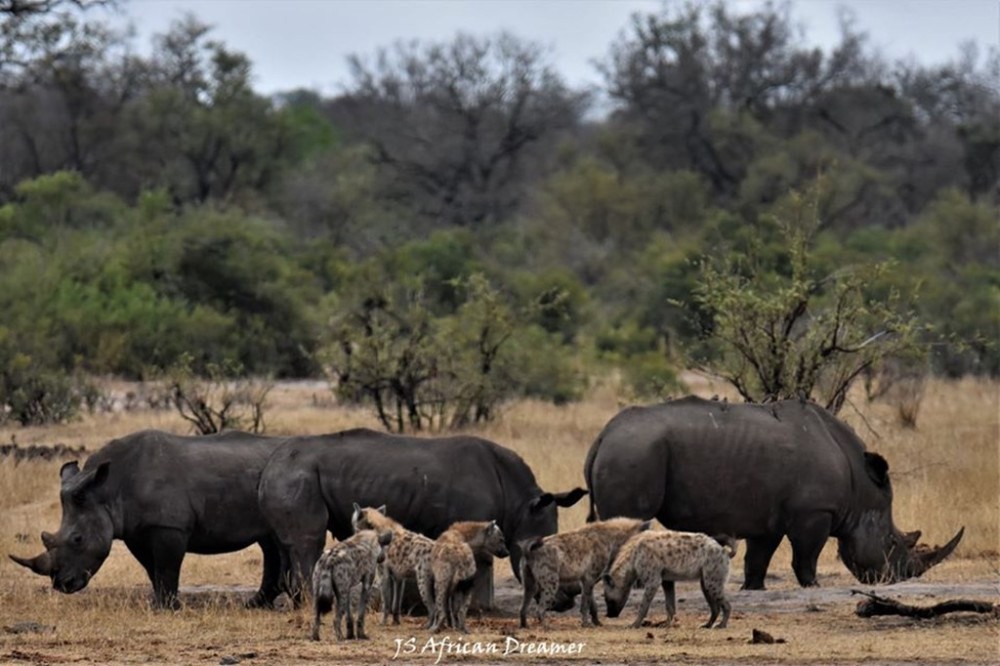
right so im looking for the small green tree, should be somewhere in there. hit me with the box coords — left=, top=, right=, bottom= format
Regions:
left=326, top=273, right=582, bottom=432
left=326, top=282, right=443, bottom=432
left=692, top=190, right=924, bottom=413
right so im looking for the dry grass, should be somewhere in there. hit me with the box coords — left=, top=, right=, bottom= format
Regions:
left=1, top=376, right=997, bottom=664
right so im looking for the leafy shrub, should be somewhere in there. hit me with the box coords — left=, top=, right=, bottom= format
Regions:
left=165, top=354, right=274, bottom=434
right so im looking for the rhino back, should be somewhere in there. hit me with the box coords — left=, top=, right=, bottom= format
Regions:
left=262, top=429, right=509, bottom=541
left=592, top=398, right=854, bottom=537
left=87, top=430, right=283, bottom=552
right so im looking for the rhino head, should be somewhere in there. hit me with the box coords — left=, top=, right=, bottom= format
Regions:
left=508, top=487, right=588, bottom=579
left=837, top=452, right=964, bottom=584
left=9, top=460, right=114, bottom=594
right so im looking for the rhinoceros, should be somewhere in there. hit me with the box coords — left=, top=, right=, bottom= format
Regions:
left=257, top=428, right=587, bottom=605
left=584, top=397, right=964, bottom=589
left=9, top=429, right=288, bottom=609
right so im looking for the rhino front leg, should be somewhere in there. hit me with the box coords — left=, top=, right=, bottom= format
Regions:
left=742, top=534, right=783, bottom=590
left=247, top=536, right=282, bottom=609
left=147, top=527, right=188, bottom=610
left=788, top=513, right=832, bottom=587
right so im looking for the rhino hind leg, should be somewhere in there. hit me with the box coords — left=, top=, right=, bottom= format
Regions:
left=742, top=534, right=783, bottom=590
left=787, top=513, right=833, bottom=587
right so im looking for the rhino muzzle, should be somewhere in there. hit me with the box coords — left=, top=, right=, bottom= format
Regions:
left=905, top=527, right=965, bottom=579
left=9, top=550, right=53, bottom=576
left=849, top=526, right=965, bottom=584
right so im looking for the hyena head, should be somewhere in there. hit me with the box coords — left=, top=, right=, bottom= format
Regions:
left=375, top=529, right=394, bottom=564
left=601, top=567, right=634, bottom=618
left=351, top=503, right=389, bottom=533
left=482, top=520, right=509, bottom=558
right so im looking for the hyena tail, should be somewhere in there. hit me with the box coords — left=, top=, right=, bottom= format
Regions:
left=312, top=568, right=334, bottom=616
left=455, top=575, right=476, bottom=595
left=712, top=534, right=738, bottom=559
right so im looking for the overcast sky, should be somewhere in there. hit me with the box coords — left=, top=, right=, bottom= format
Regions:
left=120, top=0, right=999, bottom=96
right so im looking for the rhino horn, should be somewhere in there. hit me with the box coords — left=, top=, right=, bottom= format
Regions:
left=9, top=550, right=52, bottom=576
left=41, top=531, right=58, bottom=550
left=910, top=527, right=965, bottom=577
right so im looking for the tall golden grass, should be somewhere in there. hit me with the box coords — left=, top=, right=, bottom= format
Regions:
left=0, top=376, right=997, bottom=664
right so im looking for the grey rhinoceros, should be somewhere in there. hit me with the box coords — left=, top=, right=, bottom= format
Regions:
left=584, top=397, right=964, bottom=589
left=9, top=429, right=289, bottom=609
left=258, top=428, right=587, bottom=605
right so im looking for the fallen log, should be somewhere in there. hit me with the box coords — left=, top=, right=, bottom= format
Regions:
left=851, top=590, right=998, bottom=619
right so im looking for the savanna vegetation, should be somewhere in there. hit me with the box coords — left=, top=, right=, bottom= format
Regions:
left=1, top=377, right=997, bottom=663
left=0, top=0, right=996, bottom=430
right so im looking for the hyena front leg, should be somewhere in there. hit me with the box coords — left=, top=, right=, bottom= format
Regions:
left=580, top=578, right=601, bottom=627
left=631, top=580, right=658, bottom=629
left=661, top=579, right=676, bottom=624
left=392, top=577, right=404, bottom=625
left=380, top=567, right=393, bottom=625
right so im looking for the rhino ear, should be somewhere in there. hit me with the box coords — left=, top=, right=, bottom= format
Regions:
left=59, top=461, right=80, bottom=484
left=864, top=452, right=890, bottom=489
left=68, top=462, right=110, bottom=498
left=551, top=488, right=588, bottom=508
left=529, top=493, right=555, bottom=512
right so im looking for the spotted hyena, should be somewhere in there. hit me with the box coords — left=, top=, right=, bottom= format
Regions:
left=310, top=529, right=393, bottom=641
left=351, top=503, right=434, bottom=625
left=519, top=517, right=652, bottom=628
left=603, top=530, right=736, bottom=629
left=425, top=520, right=508, bottom=633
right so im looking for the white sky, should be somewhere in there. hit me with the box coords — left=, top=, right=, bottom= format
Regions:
left=119, top=0, right=1000, bottom=95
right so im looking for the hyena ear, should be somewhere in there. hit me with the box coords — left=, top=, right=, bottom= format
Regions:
left=602, top=572, right=614, bottom=588
left=377, top=504, right=387, bottom=516
left=353, top=502, right=362, bottom=514
left=639, top=519, right=653, bottom=532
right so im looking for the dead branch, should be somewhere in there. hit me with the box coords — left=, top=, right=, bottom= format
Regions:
left=851, top=590, right=998, bottom=619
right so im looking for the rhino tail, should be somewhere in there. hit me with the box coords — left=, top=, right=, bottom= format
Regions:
left=712, top=534, right=738, bottom=558
left=583, top=436, right=600, bottom=523
left=586, top=493, right=599, bottom=523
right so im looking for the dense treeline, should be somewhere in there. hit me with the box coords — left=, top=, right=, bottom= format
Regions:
left=0, top=1, right=996, bottom=425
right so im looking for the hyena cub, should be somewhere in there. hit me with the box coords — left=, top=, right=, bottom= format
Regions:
left=351, top=503, right=434, bottom=625
left=426, top=520, right=508, bottom=633
left=519, top=517, right=652, bottom=628
left=603, top=530, right=736, bottom=629
left=311, top=529, right=394, bottom=641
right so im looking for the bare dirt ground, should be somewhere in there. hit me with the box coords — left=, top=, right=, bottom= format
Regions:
left=1, top=557, right=997, bottom=665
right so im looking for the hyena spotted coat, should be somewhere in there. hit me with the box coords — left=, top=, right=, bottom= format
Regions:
left=426, top=521, right=508, bottom=633
left=351, top=504, right=434, bottom=625
left=603, top=530, right=736, bottom=629
left=519, top=517, right=652, bottom=628
left=310, top=529, right=393, bottom=641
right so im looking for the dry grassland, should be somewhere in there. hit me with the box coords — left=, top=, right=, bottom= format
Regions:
left=0, top=376, right=997, bottom=664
